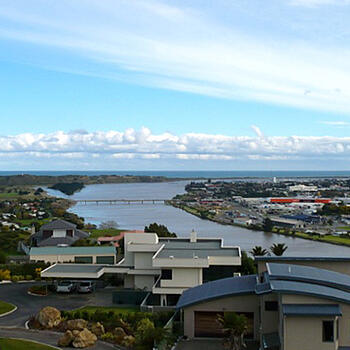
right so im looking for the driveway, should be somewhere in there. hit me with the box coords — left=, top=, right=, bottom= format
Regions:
left=0, top=282, right=115, bottom=327
left=0, top=327, right=116, bottom=349
left=175, top=339, right=259, bottom=350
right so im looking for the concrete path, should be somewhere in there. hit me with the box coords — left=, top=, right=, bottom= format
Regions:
left=0, top=327, right=116, bottom=349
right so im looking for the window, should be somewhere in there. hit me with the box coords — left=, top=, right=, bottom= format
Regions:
left=265, top=301, right=278, bottom=311
left=322, top=320, right=334, bottom=342
left=96, top=256, right=115, bottom=264
left=74, top=256, right=93, bottom=264
left=161, top=269, right=172, bottom=280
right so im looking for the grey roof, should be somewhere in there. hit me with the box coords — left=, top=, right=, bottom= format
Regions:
left=157, top=248, right=238, bottom=259
left=267, top=263, right=350, bottom=292
left=40, top=219, right=77, bottom=230
left=282, top=304, right=341, bottom=317
left=255, top=256, right=350, bottom=262
left=37, top=236, right=76, bottom=247
left=43, top=264, right=104, bottom=274
left=156, top=239, right=240, bottom=259
left=269, top=279, right=350, bottom=304
left=163, top=240, right=223, bottom=250
left=177, top=275, right=257, bottom=309
left=30, top=246, right=116, bottom=255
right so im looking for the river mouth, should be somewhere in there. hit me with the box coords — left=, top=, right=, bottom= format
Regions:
left=45, top=181, right=350, bottom=256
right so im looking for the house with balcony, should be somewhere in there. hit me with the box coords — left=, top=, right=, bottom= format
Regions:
left=40, top=230, right=241, bottom=308
left=30, top=219, right=89, bottom=247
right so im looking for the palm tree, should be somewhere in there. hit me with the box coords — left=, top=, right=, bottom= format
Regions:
left=270, top=243, right=288, bottom=256
left=217, top=312, right=248, bottom=350
left=250, top=246, right=268, bottom=256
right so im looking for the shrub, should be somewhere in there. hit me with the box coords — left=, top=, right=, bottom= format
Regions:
left=11, top=275, right=20, bottom=283
left=0, top=269, right=11, bottom=280
left=25, top=274, right=33, bottom=280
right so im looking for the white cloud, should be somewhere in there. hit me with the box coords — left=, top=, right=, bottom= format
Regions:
left=2, top=127, right=350, bottom=164
left=320, top=121, right=350, bottom=126
left=1, top=1, right=350, bottom=113
left=289, top=0, right=350, bottom=7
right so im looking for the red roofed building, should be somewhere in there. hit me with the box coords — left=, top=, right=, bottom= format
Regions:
left=98, top=230, right=144, bottom=247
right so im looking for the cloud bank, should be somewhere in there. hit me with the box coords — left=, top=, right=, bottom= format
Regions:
left=1, top=127, right=350, bottom=165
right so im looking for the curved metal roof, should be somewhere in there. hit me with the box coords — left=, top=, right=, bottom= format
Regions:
left=267, top=263, right=350, bottom=292
left=270, top=279, right=350, bottom=304
left=177, top=274, right=257, bottom=309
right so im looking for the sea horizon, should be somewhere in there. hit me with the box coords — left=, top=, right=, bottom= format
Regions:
left=2, top=170, right=350, bottom=178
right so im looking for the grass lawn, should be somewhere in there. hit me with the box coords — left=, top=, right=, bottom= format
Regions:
left=89, top=228, right=125, bottom=239
left=0, top=301, right=16, bottom=315
left=73, top=306, right=139, bottom=315
left=0, top=338, right=57, bottom=350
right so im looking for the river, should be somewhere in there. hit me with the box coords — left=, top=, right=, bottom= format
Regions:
left=46, top=181, right=350, bottom=256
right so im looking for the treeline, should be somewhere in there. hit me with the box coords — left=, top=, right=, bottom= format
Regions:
left=0, top=174, right=178, bottom=186
left=320, top=204, right=350, bottom=216
left=49, top=182, right=85, bottom=195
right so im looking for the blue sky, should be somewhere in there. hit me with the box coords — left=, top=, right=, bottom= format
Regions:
left=1, top=0, right=350, bottom=170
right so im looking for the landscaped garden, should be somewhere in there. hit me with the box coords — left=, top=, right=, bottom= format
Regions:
left=29, top=305, right=179, bottom=349
left=0, top=338, right=56, bottom=350
left=0, top=300, right=16, bottom=315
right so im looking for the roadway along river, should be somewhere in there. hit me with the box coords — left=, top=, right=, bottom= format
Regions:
left=46, top=181, right=350, bottom=256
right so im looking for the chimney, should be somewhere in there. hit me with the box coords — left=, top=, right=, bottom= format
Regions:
left=190, top=229, right=197, bottom=243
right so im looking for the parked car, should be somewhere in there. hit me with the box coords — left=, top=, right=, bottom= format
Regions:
left=78, top=281, right=95, bottom=293
left=56, top=280, right=75, bottom=293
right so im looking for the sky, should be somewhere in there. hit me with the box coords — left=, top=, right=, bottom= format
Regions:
left=1, top=0, right=350, bottom=170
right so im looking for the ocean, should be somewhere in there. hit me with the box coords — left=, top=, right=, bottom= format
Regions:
left=2, top=170, right=350, bottom=178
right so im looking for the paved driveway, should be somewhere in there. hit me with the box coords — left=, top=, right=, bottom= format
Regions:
left=0, top=282, right=115, bottom=327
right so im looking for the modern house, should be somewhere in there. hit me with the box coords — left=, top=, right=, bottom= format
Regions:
left=177, top=259, right=350, bottom=350
left=30, top=219, right=89, bottom=247
left=30, top=246, right=116, bottom=264
left=40, top=231, right=241, bottom=307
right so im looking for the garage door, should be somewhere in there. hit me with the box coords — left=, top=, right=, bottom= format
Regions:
left=194, top=311, right=254, bottom=338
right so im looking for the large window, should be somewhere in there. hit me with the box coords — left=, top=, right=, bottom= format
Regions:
left=74, top=256, right=93, bottom=264
left=322, top=320, right=334, bottom=342
left=265, top=301, right=278, bottom=311
left=161, top=269, right=172, bottom=280
left=96, top=256, right=115, bottom=264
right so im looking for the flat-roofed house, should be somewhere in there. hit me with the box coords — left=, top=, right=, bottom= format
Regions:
left=177, top=261, right=350, bottom=350
left=40, top=231, right=241, bottom=308
left=30, top=246, right=116, bottom=264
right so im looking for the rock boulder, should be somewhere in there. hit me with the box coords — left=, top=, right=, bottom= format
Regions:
left=90, top=322, right=105, bottom=337
left=67, top=319, right=88, bottom=331
left=37, top=306, right=61, bottom=329
left=58, top=330, right=74, bottom=347
left=72, top=328, right=97, bottom=348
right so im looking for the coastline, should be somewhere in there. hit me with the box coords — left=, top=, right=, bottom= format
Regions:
left=169, top=202, right=350, bottom=249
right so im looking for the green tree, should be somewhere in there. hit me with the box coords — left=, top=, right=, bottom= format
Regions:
left=144, top=223, right=177, bottom=237
left=217, top=312, right=248, bottom=350
left=240, top=251, right=256, bottom=275
left=134, top=318, right=170, bottom=350
left=250, top=246, right=268, bottom=257
left=270, top=243, right=288, bottom=256
left=262, top=218, right=273, bottom=232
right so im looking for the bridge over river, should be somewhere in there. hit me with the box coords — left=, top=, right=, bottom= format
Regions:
left=74, top=199, right=169, bottom=204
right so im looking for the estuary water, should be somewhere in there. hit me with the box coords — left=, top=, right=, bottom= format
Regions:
left=46, top=181, right=350, bottom=256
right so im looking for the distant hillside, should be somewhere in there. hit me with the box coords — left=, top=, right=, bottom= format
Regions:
left=0, top=174, right=179, bottom=186
left=49, top=182, right=85, bottom=195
